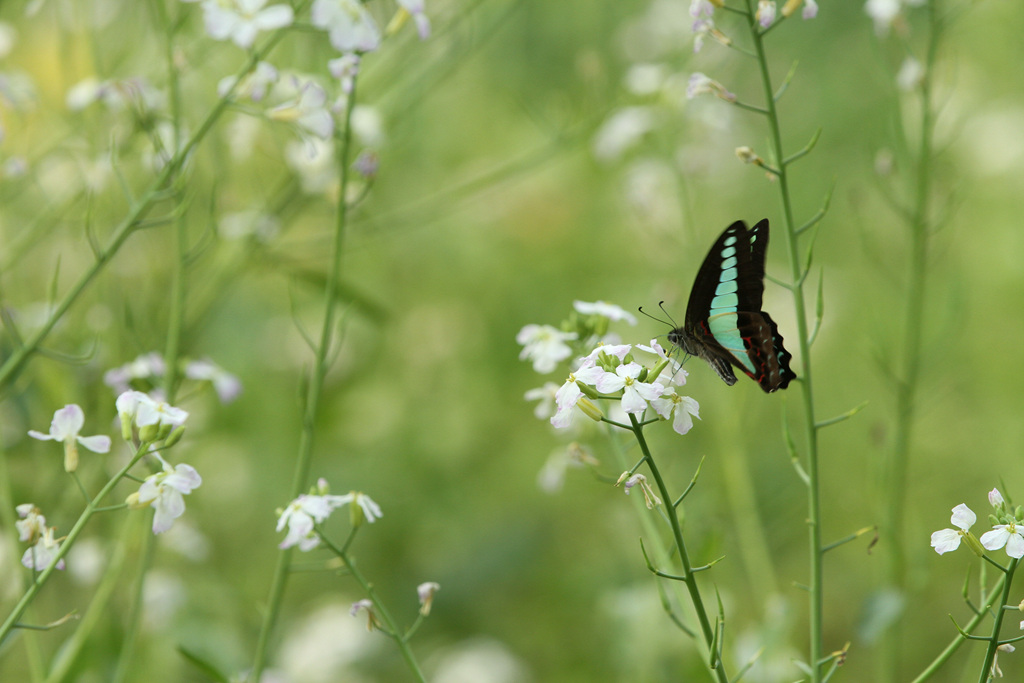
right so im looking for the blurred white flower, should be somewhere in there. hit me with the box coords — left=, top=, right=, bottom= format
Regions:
left=516, top=324, right=576, bottom=374
left=573, top=300, right=638, bottom=325
left=268, top=79, right=334, bottom=140
left=311, top=0, right=381, bottom=53
left=397, top=0, right=431, bottom=39
left=286, top=137, right=338, bottom=194
left=432, top=638, right=530, bottom=683
left=184, top=358, right=243, bottom=403
left=896, top=56, right=923, bottom=91
left=0, top=22, right=17, bottom=58
left=593, top=106, right=655, bottom=162
left=217, top=60, right=279, bottom=101
left=201, top=0, right=294, bottom=49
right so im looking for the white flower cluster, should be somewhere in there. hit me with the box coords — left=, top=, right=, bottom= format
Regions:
left=518, top=301, right=700, bottom=437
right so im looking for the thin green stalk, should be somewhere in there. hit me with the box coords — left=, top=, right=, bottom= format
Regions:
left=108, top=525, right=155, bottom=683
left=0, top=443, right=151, bottom=646
left=884, top=0, right=941, bottom=596
left=43, top=515, right=138, bottom=683
left=318, top=530, right=428, bottom=682
left=976, top=560, right=1017, bottom=683
left=249, top=75, right=360, bottom=683
left=909, top=570, right=1005, bottom=682
left=879, top=5, right=942, bottom=681
left=629, top=414, right=729, bottom=683
left=743, top=3, right=823, bottom=678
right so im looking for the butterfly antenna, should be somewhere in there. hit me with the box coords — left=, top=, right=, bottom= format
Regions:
left=657, top=301, right=679, bottom=329
left=637, top=303, right=671, bottom=327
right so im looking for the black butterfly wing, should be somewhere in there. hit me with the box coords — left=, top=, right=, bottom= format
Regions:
left=674, top=219, right=795, bottom=393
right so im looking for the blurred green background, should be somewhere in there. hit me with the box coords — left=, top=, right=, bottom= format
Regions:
left=1, top=0, right=1023, bottom=681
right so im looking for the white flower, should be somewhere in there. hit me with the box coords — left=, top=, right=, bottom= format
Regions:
left=117, top=391, right=188, bottom=430
left=277, top=493, right=346, bottom=550
left=573, top=300, right=638, bottom=325
left=328, top=53, right=360, bottom=94
left=201, top=0, right=294, bottom=49
left=621, top=473, right=662, bottom=509
left=516, top=324, right=576, bottom=374
left=595, top=361, right=665, bottom=416
left=276, top=489, right=381, bottom=550
left=311, top=0, right=381, bottom=53
left=350, top=598, right=381, bottom=630
left=104, top=352, right=166, bottom=394
left=686, top=73, right=735, bottom=102
left=551, top=362, right=605, bottom=428
left=184, top=359, right=243, bottom=403
left=981, top=522, right=1024, bottom=559
left=133, top=462, right=202, bottom=534
left=397, top=0, right=431, bottom=39
left=803, top=0, right=818, bottom=18
left=990, top=488, right=1006, bottom=508
left=896, top=56, right=923, bottom=92
left=592, top=107, right=655, bottom=162
left=15, top=503, right=46, bottom=542
left=28, top=404, right=111, bottom=472
left=524, top=382, right=560, bottom=420
left=22, top=526, right=64, bottom=571
left=865, top=0, right=903, bottom=35
left=930, top=503, right=976, bottom=555
left=285, top=137, right=338, bottom=194
left=417, top=581, right=440, bottom=615
left=650, top=390, right=701, bottom=435
left=756, top=0, right=777, bottom=28
left=217, top=60, right=279, bottom=101
left=268, top=79, right=334, bottom=140
left=338, top=491, right=383, bottom=525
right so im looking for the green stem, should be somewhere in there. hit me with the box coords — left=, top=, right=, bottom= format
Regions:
left=249, top=74, right=360, bottom=683
left=976, top=560, right=1017, bottom=683
left=884, top=0, right=940, bottom=599
left=629, top=414, right=729, bottom=683
left=0, top=444, right=151, bottom=646
left=318, top=530, right=428, bottom=682
left=743, top=2, right=822, bottom=678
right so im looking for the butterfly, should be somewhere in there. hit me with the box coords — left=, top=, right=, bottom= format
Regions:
left=667, top=219, right=795, bottom=393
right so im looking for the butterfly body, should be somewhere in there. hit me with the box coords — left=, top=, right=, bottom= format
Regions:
left=669, top=219, right=795, bottom=393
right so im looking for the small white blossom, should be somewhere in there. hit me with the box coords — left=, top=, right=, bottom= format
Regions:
left=201, top=0, right=294, bottom=49
left=803, top=0, right=818, bottom=18
left=28, top=404, right=111, bottom=472
left=117, top=391, right=188, bottom=430
left=217, top=60, right=279, bottom=101
left=595, top=361, right=665, bottom=416
left=756, top=0, right=776, bottom=28
left=981, top=523, right=1024, bottom=559
left=22, top=526, right=64, bottom=571
left=551, top=362, right=605, bottom=428
left=184, top=359, right=242, bottom=403
left=397, top=0, right=431, bottom=39
left=104, top=352, right=166, bottom=394
left=277, top=493, right=347, bottom=550
left=990, top=488, right=1006, bottom=508
left=328, top=53, right=360, bottom=94
left=650, top=390, right=701, bottom=435
left=417, top=581, right=440, bottom=615
left=621, top=473, right=662, bottom=509
left=896, top=57, right=924, bottom=92
left=686, top=73, right=735, bottom=102
left=930, top=503, right=977, bottom=555
left=133, top=462, right=202, bottom=534
left=350, top=598, right=381, bottom=630
left=268, top=79, right=334, bottom=140
left=516, top=324, right=577, bottom=374
left=311, top=0, right=381, bottom=53
left=573, top=300, right=638, bottom=325
left=524, top=382, right=560, bottom=420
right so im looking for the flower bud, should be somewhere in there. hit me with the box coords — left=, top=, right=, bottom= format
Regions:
left=576, top=397, right=604, bottom=422
left=963, top=532, right=987, bottom=558
left=120, top=412, right=134, bottom=441
left=163, top=426, right=185, bottom=448
left=63, top=440, right=79, bottom=473
left=577, top=381, right=600, bottom=400
left=139, top=423, right=160, bottom=443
